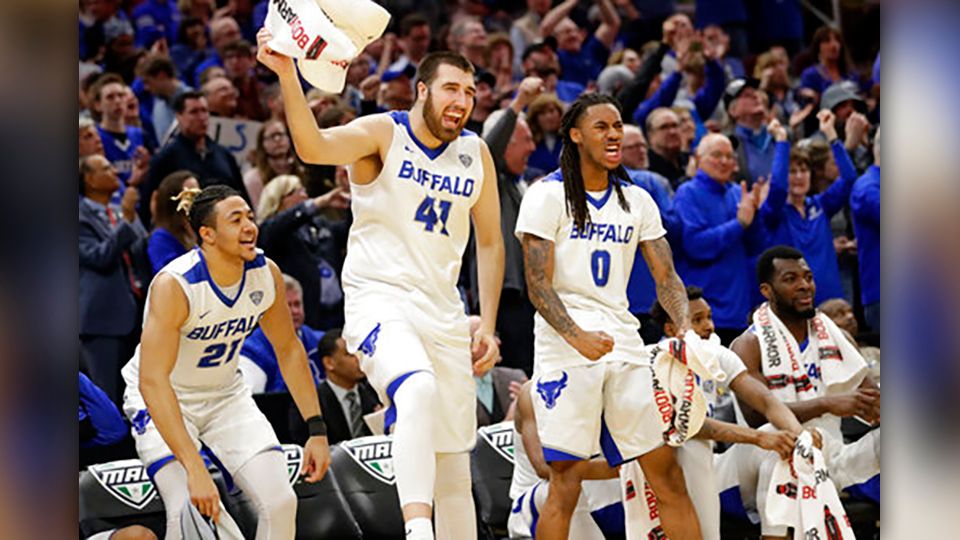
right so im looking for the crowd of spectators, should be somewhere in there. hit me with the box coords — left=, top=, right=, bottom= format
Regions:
left=79, top=0, right=879, bottom=465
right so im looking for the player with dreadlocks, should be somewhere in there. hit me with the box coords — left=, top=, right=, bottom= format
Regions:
left=515, top=93, right=703, bottom=539
left=120, top=184, right=330, bottom=539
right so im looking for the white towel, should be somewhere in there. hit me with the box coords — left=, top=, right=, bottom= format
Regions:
left=765, top=430, right=856, bottom=540
left=315, top=0, right=391, bottom=52
left=264, top=0, right=358, bottom=92
left=753, top=303, right=866, bottom=403
left=619, top=460, right=665, bottom=540
left=649, top=331, right=726, bottom=446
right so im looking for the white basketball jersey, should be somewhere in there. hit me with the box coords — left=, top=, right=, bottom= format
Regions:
left=122, top=248, right=276, bottom=399
left=341, top=111, right=484, bottom=334
left=515, top=170, right=666, bottom=371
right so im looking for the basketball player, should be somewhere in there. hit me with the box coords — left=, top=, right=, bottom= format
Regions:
left=121, top=185, right=330, bottom=540
left=258, top=32, right=505, bottom=540
left=645, top=286, right=815, bottom=540
left=515, top=93, right=701, bottom=539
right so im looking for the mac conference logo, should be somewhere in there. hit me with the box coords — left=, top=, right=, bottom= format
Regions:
left=88, top=459, right=158, bottom=510
left=478, top=422, right=515, bottom=464
left=282, top=444, right=303, bottom=484
left=342, top=435, right=395, bottom=485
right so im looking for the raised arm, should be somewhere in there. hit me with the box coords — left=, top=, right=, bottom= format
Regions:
left=470, top=141, right=506, bottom=375
left=259, top=260, right=329, bottom=482
left=138, top=273, right=221, bottom=521
left=617, top=42, right=669, bottom=121
left=640, top=236, right=690, bottom=332
left=256, top=28, right=391, bottom=167
left=593, top=0, right=621, bottom=50
left=539, top=0, right=578, bottom=38
left=756, top=121, right=790, bottom=230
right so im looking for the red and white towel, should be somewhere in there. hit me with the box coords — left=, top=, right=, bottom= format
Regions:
left=765, top=430, right=856, bottom=540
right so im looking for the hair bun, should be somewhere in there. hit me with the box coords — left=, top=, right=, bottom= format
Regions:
left=172, top=187, right=203, bottom=215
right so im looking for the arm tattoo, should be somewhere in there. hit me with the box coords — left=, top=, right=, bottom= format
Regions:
left=522, top=234, right=581, bottom=341
left=643, top=237, right=690, bottom=330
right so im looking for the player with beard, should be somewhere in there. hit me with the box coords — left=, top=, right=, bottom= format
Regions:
left=730, top=246, right=880, bottom=539
left=258, top=34, right=505, bottom=540
left=515, top=93, right=702, bottom=539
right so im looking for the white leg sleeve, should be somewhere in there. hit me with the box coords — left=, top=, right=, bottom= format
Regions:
left=153, top=462, right=191, bottom=540
left=152, top=462, right=243, bottom=540
left=676, top=441, right=721, bottom=540
left=434, top=452, right=475, bottom=540
left=232, top=450, right=298, bottom=540
left=392, top=371, right=438, bottom=508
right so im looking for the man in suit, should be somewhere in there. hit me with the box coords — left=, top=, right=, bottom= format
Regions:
left=290, top=328, right=380, bottom=445
left=469, top=316, right=528, bottom=427
left=79, top=154, right=149, bottom=403
left=471, top=76, right=542, bottom=376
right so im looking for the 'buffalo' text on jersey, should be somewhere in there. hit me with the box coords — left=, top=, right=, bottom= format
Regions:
left=515, top=169, right=666, bottom=371
left=121, top=248, right=276, bottom=399
left=340, top=111, right=484, bottom=335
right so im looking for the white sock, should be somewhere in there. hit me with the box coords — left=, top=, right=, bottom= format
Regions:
left=405, top=517, right=434, bottom=540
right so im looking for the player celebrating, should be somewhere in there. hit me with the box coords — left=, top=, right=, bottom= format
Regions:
left=257, top=31, right=505, bottom=540
left=121, top=185, right=330, bottom=539
left=515, top=92, right=701, bottom=539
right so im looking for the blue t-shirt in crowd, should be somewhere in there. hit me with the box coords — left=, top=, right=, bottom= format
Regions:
left=850, top=165, right=880, bottom=306
left=625, top=169, right=681, bottom=315
left=756, top=140, right=857, bottom=303
left=98, top=125, right=145, bottom=203
left=132, top=0, right=179, bottom=48
left=558, top=35, right=610, bottom=86
left=79, top=372, right=129, bottom=449
left=799, top=64, right=866, bottom=95
left=555, top=80, right=587, bottom=104
left=528, top=138, right=562, bottom=176
left=240, top=325, right=325, bottom=393
left=148, top=227, right=189, bottom=273
left=734, top=124, right=775, bottom=185
left=674, top=170, right=764, bottom=328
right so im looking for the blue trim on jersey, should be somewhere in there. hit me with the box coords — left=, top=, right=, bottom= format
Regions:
left=590, top=501, right=626, bottom=535
left=383, top=369, right=428, bottom=434
left=599, top=415, right=625, bottom=465
left=798, top=337, right=809, bottom=352
left=542, top=168, right=564, bottom=182
left=195, top=248, right=248, bottom=308
left=585, top=182, right=614, bottom=210
left=460, top=128, right=478, bottom=137
left=719, top=485, right=752, bottom=522
left=389, top=110, right=449, bottom=161
left=244, top=253, right=267, bottom=270
left=201, top=444, right=236, bottom=493
left=182, top=260, right=205, bottom=284
left=542, top=446, right=586, bottom=463
left=146, top=454, right=176, bottom=480
left=529, top=481, right=542, bottom=538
